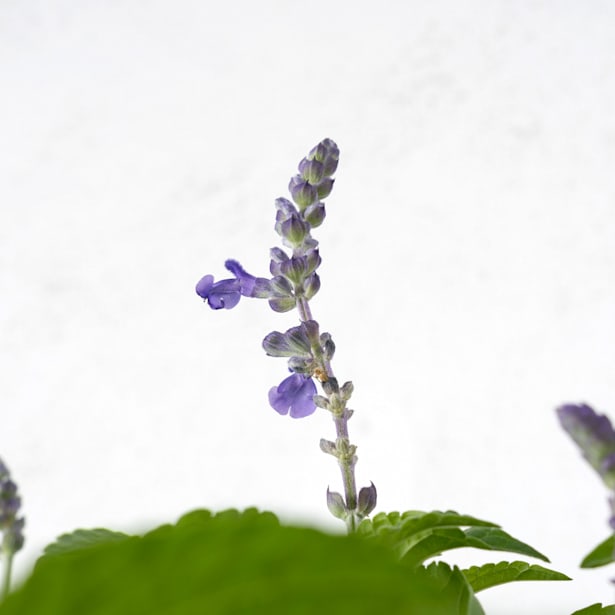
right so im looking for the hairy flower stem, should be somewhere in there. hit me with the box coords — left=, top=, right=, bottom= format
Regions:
left=297, top=297, right=313, bottom=322
left=297, top=297, right=359, bottom=533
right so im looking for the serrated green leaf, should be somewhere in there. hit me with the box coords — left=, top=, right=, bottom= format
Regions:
left=581, top=535, right=615, bottom=568
left=400, top=526, right=547, bottom=567
left=359, top=510, right=497, bottom=538
left=358, top=510, right=499, bottom=559
left=0, top=508, right=484, bottom=615
left=41, top=528, right=131, bottom=558
left=362, top=511, right=548, bottom=566
left=571, top=604, right=615, bottom=614
left=461, top=560, right=570, bottom=592
left=401, top=528, right=478, bottom=566
left=463, top=527, right=549, bottom=562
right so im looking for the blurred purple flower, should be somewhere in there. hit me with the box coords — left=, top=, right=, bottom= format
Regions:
left=196, top=259, right=271, bottom=310
left=557, top=403, right=615, bottom=488
left=0, top=458, right=25, bottom=554
left=268, top=373, right=317, bottom=418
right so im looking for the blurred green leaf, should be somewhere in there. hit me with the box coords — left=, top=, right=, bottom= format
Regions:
left=0, top=508, right=485, bottom=615
left=581, top=535, right=615, bottom=568
left=41, top=528, right=131, bottom=559
left=416, top=562, right=485, bottom=615
left=462, top=560, right=570, bottom=592
left=570, top=604, right=615, bottom=614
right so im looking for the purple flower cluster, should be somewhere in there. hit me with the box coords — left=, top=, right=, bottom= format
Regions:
left=0, top=459, right=25, bottom=554
left=194, top=139, right=376, bottom=526
left=195, top=139, right=339, bottom=418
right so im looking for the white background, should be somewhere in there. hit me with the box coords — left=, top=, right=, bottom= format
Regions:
left=2, top=1, right=615, bottom=612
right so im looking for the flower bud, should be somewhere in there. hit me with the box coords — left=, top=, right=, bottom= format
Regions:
left=270, top=275, right=293, bottom=296
left=298, top=158, right=325, bottom=184
left=269, top=247, right=289, bottom=276
left=303, top=202, right=326, bottom=228
left=302, top=272, right=321, bottom=300
left=320, top=332, right=335, bottom=360
left=315, top=396, right=331, bottom=411
left=308, top=142, right=328, bottom=162
left=288, top=356, right=313, bottom=373
left=316, top=177, right=334, bottom=200
left=308, top=139, right=339, bottom=176
left=304, top=249, right=321, bottom=275
left=322, top=155, right=338, bottom=178
left=289, top=177, right=318, bottom=210
left=320, top=438, right=336, bottom=454
left=280, top=214, right=309, bottom=247
left=275, top=197, right=298, bottom=217
left=280, top=257, right=306, bottom=285
left=322, top=377, right=339, bottom=396
left=326, top=488, right=347, bottom=520
left=340, top=381, right=354, bottom=401
left=357, top=482, right=377, bottom=517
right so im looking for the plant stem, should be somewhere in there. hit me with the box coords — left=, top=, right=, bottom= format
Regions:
left=297, top=296, right=359, bottom=532
left=297, top=297, right=313, bottom=322
left=1, top=549, right=13, bottom=601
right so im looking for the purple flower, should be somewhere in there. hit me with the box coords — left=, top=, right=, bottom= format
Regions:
left=196, top=260, right=272, bottom=310
left=268, top=373, right=317, bottom=418
left=195, top=275, right=241, bottom=309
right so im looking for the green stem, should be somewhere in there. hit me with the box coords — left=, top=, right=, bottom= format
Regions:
left=1, top=549, right=13, bottom=601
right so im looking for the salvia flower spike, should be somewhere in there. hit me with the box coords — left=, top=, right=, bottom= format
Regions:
left=195, top=139, right=376, bottom=531
left=0, top=458, right=24, bottom=599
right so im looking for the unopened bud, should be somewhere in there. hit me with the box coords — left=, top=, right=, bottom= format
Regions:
left=280, top=214, right=309, bottom=247
left=302, top=272, right=321, bottom=300
left=316, top=177, right=334, bottom=200
left=320, top=332, right=335, bottom=360
left=326, top=488, right=347, bottom=520
left=298, top=158, right=325, bottom=184
left=270, top=275, right=293, bottom=296
left=289, top=177, right=318, bottom=210
left=357, top=482, right=377, bottom=517
left=322, top=377, right=339, bottom=396
left=269, top=247, right=289, bottom=276
left=287, top=356, right=313, bottom=373
left=314, top=395, right=331, bottom=410
left=280, top=257, right=306, bottom=285
left=319, top=438, right=336, bottom=455
left=303, top=202, right=326, bottom=228
left=340, top=381, right=354, bottom=401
